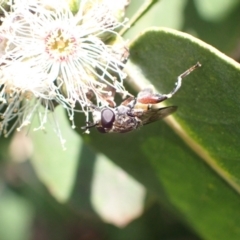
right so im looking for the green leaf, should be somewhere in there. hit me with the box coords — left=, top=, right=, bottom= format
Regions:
left=30, top=107, right=81, bottom=202
left=77, top=27, right=240, bottom=239
left=124, top=0, right=187, bottom=39
left=90, top=154, right=146, bottom=227
left=129, top=27, right=240, bottom=191
left=0, top=187, right=34, bottom=240
left=120, top=0, right=159, bottom=36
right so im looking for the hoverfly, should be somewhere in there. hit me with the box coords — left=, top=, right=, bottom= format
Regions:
left=82, top=62, right=201, bottom=133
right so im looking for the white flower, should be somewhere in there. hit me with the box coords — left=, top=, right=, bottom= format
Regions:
left=0, top=61, right=67, bottom=145
left=0, top=0, right=129, bottom=144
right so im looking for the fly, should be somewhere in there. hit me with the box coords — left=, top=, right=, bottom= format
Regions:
left=82, top=62, right=201, bottom=133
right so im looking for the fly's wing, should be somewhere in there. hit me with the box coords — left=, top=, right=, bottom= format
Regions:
left=137, top=106, right=178, bottom=125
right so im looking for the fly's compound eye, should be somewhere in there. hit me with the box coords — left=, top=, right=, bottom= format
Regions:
left=101, top=108, right=115, bottom=128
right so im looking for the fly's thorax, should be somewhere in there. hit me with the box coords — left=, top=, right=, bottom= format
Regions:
left=115, top=104, right=130, bottom=115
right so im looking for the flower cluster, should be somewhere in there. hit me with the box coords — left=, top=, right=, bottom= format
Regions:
left=0, top=0, right=129, bottom=146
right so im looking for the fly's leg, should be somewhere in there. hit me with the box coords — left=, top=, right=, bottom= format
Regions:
left=165, top=62, right=201, bottom=99
left=137, top=62, right=201, bottom=104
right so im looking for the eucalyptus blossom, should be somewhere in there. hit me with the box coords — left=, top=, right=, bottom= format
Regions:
left=0, top=0, right=129, bottom=146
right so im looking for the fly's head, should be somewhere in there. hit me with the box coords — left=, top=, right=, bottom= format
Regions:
left=88, top=97, right=141, bottom=133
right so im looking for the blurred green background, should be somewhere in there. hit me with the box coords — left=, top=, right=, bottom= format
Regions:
left=1, top=0, right=240, bottom=239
